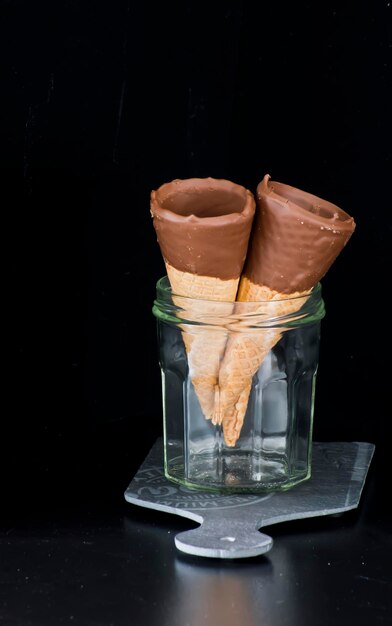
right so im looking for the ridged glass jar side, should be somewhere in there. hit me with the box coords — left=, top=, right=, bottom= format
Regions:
left=153, top=276, right=325, bottom=493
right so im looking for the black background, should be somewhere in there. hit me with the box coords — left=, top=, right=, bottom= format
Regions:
left=3, top=0, right=391, bottom=516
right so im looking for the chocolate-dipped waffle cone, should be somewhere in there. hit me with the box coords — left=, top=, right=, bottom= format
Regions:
left=217, top=174, right=356, bottom=446
left=151, top=178, right=255, bottom=422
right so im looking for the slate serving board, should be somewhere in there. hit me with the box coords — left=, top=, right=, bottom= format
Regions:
left=124, top=439, right=375, bottom=559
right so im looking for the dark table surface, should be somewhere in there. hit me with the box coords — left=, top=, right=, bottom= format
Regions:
left=1, top=436, right=391, bottom=626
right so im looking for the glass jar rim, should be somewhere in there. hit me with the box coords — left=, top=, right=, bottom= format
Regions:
left=153, top=275, right=325, bottom=329
left=156, top=274, right=323, bottom=303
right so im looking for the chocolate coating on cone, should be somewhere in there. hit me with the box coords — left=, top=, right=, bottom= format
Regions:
left=151, top=178, right=256, bottom=280
left=243, top=175, right=356, bottom=294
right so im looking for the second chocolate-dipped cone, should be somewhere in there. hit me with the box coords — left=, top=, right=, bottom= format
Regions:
left=216, top=174, right=356, bottom=446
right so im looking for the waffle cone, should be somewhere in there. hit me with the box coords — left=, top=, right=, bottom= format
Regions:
left=166, top=262, right=238, bottom=421
left=217, top=174, right=356, bottom=447
left=217, top=276, right=310, bottom=447
left=151, top=177, right=256, bottom=433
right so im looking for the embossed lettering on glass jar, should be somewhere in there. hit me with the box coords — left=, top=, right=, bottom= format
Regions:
left=153, top=276, right=325, bottom=493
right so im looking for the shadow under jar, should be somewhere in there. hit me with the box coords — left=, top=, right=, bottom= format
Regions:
left=153, top=276, right=326, bottom=493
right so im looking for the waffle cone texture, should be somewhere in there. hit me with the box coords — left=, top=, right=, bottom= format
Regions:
left=166, top=262, right=238, bottom=422
left=217, top=277, right=311, bottom=447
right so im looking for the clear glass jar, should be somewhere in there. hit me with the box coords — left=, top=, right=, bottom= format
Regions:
left=153, top=276, right=325, bottom=493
